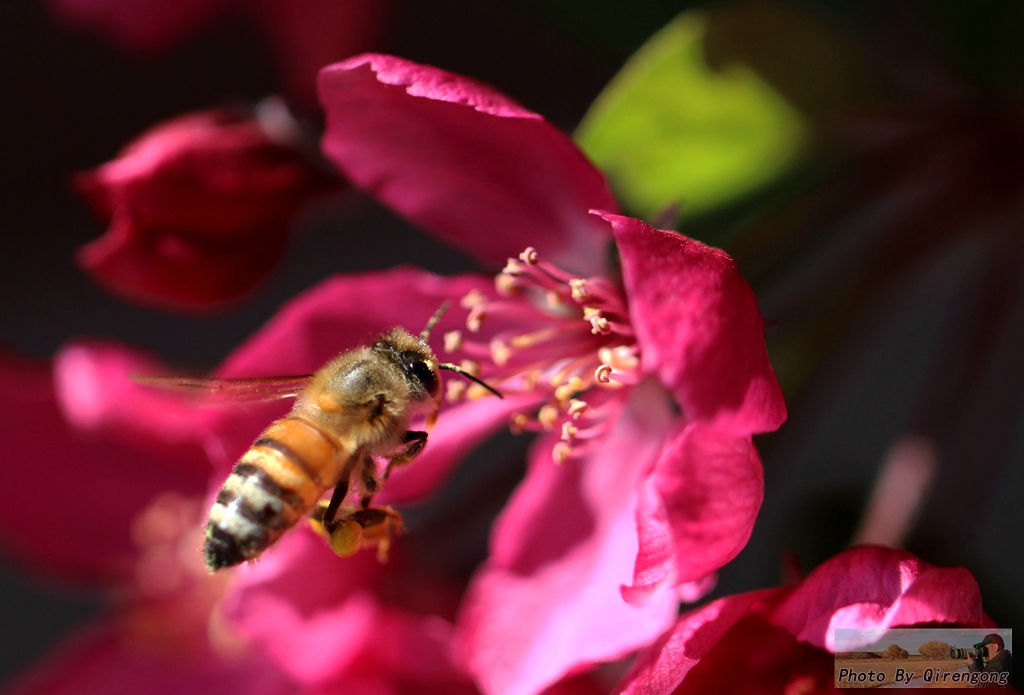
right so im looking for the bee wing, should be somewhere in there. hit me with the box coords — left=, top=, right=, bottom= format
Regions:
left=134, top=374, right=315, bottom=404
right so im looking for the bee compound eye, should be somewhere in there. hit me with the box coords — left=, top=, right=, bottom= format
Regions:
left=406, top=359, right=440, bottom=397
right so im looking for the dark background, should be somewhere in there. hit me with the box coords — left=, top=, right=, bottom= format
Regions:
left=1, top=0, right=1020, bottom=686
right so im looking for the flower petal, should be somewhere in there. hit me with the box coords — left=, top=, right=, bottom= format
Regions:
left=76, top=108, right=336, bottom=312
left=54, top=340, right=201, bottom=447
left=222, top=531, right=386, bottom=683
left=4, top=619, right=292, bottom=695
left=769, top=545, right=989, bottom=651
left=627, top=423, right=763, bottom=601
left=0, top=349, right=208, bottom=582
left=318, top=54, right=617, bottom=274
left=223, top=530, right=475, bottom=690
left=602, top=212, right=786, bottom=434
left=616, top=589, right=783, bottom=695
left=459, top=380, right=679, bottom=695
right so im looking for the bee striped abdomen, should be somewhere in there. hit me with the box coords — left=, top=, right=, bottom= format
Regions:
left=203, top=417, right=342, bottom=571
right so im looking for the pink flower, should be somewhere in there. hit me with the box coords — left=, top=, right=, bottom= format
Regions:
left=315, top=54, right=786, bottom=695
left=75, top=107, right=338, bottom=312
left=616, top=546, right=993, bottom=695
left=5, top=53, right=785, bottom=695
left=45, top=0, right=389, bottom=109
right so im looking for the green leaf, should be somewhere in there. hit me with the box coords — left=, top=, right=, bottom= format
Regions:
left=575, top=10, right=810, bottom=222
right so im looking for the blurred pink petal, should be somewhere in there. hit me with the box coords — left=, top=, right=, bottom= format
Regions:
left=318, top=55, right=617, bottom=273
left=225, top=538, right=380, bottom=683
left=460, top=381, right=680, bottom=695
left=4, top=620, right=292, bottom=695
left=769, top=545, right=989, bottom=651
left=53, top=340, right=200, bottom=447
left=627, top=423, right=763, bottom=601
left=603, top=213, right=786, bottom=434
left=0, top=349, right=208, bottom=582
left=664, top=613, right=836, bottom=695
left=45, top=0, right=229, bottom=52
left=76, top=108, right=336, bottom=312
left=618, top=547, right=992, bottom=695
left=225, top=530, right=476, bottom=691
left=617, top=589, right=782, bottom=695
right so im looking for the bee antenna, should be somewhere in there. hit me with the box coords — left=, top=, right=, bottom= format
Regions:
left=439, top=363, right=504, bottom=399
left=421, top=301, right=451, bottom=343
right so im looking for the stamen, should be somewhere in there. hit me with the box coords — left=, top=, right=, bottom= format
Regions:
left=552, top=442, right=572, bottom=465
left=467, top=304, right=487, bottom=332
left=595, top=364, right=613, bottom=383
left=554, top=376, right=585, bottom=403
left=460, top=360, right=481, bottom=376
left=460, top=289, right=486, bottom=309
left=495, top=274, right=519, bottom=296
left=567, top=399, right=588, bottom=419
left=546, top=291, right=566, bottom=310
left=561, top=422, right=578, bottom=442
left=519, top=247, right=540, bottom=265
left=466, top=383, right=494, bottom=400
left=446, top=380, right=466, bottom=403
left=583, top=307, right=611, bottom=335
left=537, top=405, right=559, bottom=429
left=444, top=330, right=463, bottom=353
left=510, top=327, right=560, bottom=349
left=503, top=258, right=526, bottom=276
left=598, top=345, right=639, bottom=371
left=510, top=412, right=530, bottom=434
left=490, top=340, right=512, bottom=367
left=569, top=279, right=588, bottom=300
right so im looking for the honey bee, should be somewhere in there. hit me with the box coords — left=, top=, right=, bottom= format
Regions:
left=140, top=307, right=501, bottom=571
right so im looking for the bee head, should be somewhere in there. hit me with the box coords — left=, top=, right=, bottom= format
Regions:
left=374, top=328, right=442, bottom=401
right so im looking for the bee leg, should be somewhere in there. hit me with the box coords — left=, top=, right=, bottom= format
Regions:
left=321, top=478, right=350, bottom=532
left=316, top=475, right=372, bottom=558
left=350, top=507, right=405, bottom=562
left=359, top=457, right=381, bottom=509
left=381, top=430, right=428, bottom=482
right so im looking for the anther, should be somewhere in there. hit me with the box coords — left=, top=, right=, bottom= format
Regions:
left=538, top=405, right=559, bottom=429
left=495, top=274, right=519, bottom=296
left=460, top=360, right=481, bottom=377
left=490, top=340, right=512, bottom=366
left=466, top=383, right=493, bottom=400
left=503, top=258, right=526, bottom=276
left=519, top=247, right=540, bottom=265
left=569, top=279, right=588, bottom=300
left=595, top=364, right=613, bottom=383
left=467, top=304, right=487, bottom=332
left=561, top=422, right=578, bottom=443
left=443, top=330, right=463, bottom=352
left=583, top=307, right=611, bottom=335
left=554, top=376, right=584, bottom=403
left=598, top=345, right=639, bottom=371
left=510, top=413, right=530, bottom=434
left=567, top=399, right=588, bottom=419
left=460, top=289, right=486, bottom=309
left=552, top=442, right=572, bottom=465
left=446, top=380, right=466, bottom=403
